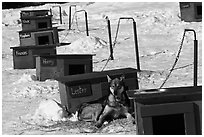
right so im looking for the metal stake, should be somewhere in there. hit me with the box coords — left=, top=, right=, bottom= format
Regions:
left=74, top=10, right=89, bottom=36
left=114, top=17, right=141, bottom=71
left=85, top=11, right=89, bottom=36
left=59, top=6, right=62, bottom=24
left=106, top=16, right=114, bottom=60
left=185, top=29, right=198, bottom=87
left=133, top=21, right=140, bottom=71
left=68, top=5, right=76, bottom=30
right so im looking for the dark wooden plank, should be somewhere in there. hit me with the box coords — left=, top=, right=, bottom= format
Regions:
left=185, top=112, right=196, bottom=135
left=143, top=117, right=153, bottom=135
left=56, top=68, right=138, bottom=83
left=126, top=86, right=202, bottom=104
left=141, top=102, right=194, bottom=117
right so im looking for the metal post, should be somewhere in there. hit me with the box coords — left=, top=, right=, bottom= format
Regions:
left=69, top=6, right=72, bottom=30
left=194, top=39, right=198, bottom=87
left=50, top=8, right=52, bottom=15
left=184, top=29, right=198, bottom=87
left=133, top=21, right=140, bottom=71
left=73, top=10, right=89, bottom=36
left=59, top=6, right=62, bottom=24
left=106, top=17, right=114, bottom=60
left=85, top=11, right=89, bottom=36
left=68, top=5, right=77, bottom=30
left=114, top=17, right=141, bottom=70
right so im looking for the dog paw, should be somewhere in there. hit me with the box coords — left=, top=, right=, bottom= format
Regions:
left=95, top=122, right=102, bottom=128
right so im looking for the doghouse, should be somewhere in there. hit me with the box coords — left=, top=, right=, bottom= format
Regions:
left=56, top=68, right=139, bottom=113
left=21, top=15, right=52, bottom=31
left=20, top=10, right=50, bottom=18
left=127, top=86, right=202, bottom=135
left=19, top=27, right=59, bottom=46
left=35, top=54, right=94, bottom=81
left=10, top=45, right=56, bottom=69
left=179, top=2, right=202, bottom=22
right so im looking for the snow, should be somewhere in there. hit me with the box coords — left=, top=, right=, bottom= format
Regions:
left=20, top=99, right=80, bottom=127
left=2, top=2, right=202, bottom=135
left=57, top=35, right=108, bottom=54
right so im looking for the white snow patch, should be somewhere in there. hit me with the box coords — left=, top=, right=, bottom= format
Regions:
left=12, top=84, right=59, bottom=98
left=20, top=99, right=66, bottom=126
left=32, top=99, right=66, bottom=121
left=20, top=99, right=78, bottom=126
left=57, top=36, right=107, bottom=54
left=13, top=74, right=37, bottom=85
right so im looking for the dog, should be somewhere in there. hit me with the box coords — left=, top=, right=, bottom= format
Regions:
left=77, top=75, right=133, bottom=127
left=94, top=75, right=134, bottom=128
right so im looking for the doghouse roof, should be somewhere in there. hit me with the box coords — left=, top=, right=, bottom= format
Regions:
left=56, top=68, right=138, bottom=83
left=10, top=44, right=57, bottom=49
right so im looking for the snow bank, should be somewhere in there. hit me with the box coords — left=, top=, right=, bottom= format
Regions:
left=13, top=74, right=37, bottom=84
left=20, top=99, right=78, bottom=126
left=136, top=9, right=183, bottom=35
left=32, top=99, right=67, bottom=121
left=57, top=35, right=107, bottom=54
left=12, top=74, right=59, bottom=98
left=12, top=84, right=59, bottom=98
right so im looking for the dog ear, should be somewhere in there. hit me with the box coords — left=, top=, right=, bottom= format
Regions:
left=107, top=75, right=112, bottom=83
left=120, top=74, right=125, bottom=81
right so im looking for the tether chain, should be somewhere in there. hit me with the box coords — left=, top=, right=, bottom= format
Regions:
left=159, top=31, right=186, bottom=88
left=60, top=7, right=77, bottom=43
left=72, top=11, right=84, bottom=33
left=101, top=19, right=122, bottom=71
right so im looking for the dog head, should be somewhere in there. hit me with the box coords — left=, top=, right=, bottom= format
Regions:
left=107, top=75, right=125, bottom=101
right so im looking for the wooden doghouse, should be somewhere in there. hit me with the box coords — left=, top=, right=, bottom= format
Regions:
left=56, top=68, right=139, bottom=113
left=35, top=54, right=94, bottom=81
left=179, top=2, right=202, bottom=22
left=127, top=86, right=202, bottom=135
left=19, top=27, right=59, bottom=46
left=21, top=15, right=52, bottom=31
left=10, top=45, right=56, bottom=69
left=20, top=10, right=50, bottom=18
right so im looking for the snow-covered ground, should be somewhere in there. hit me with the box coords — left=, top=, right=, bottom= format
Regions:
left=2, top=2, right=202, bottom=134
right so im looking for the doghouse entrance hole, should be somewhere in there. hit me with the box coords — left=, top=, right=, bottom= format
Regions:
left=38, top=36, right=49, bottom=45
left=69, top=64, right=85, bottom=75
left=152, top=113, right=185, bottom=135
left=196, top=5, right=202, bottom=16
left=38, top=22, right=48, bottom=29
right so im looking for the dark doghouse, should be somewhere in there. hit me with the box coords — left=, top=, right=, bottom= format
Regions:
left=19, top=27, right=59, bottom=46
left=21, top=15, right=52, bottom=31
left=127, top=86, right=202, bottom=135
left=20, top=10, right=50, bottom=18
left=56, top=68, right=139, bottom=113
left=179, top=2, right=202, bottom=22
left=10, top=45, right=56, bottom=69
left=36, top=54, right=94, bottom=81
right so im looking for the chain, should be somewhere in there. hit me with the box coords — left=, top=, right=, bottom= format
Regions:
left=60, top=7, right=77, bottom=43
left=101, top=19, right=122, bottom=71
left=159, top=31, right=186, bottom=88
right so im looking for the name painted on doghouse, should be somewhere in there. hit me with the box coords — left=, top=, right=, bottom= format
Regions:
left=15, top=50, right=29, bottom=56
left=19, top=33, right=31, bottom=39
left=22, top=19, right=30, bottom=24
left=180, top=3, right=190, bottom=9
left=70, top=84, right=92, bottom=98
left=21, top=12, right=30, bottom=17
left=41, top=58, right=56, bottom=67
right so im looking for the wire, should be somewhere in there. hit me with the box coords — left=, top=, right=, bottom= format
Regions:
left=60, top=7, right=78, bottom=43
left=159, top=31, right=186, bottom=88
left=100, top=19, right=122, bottom=71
